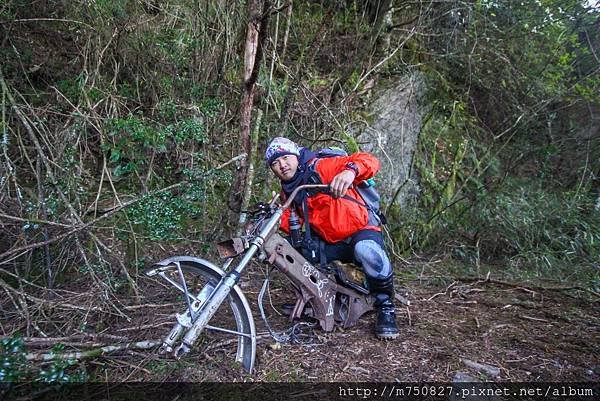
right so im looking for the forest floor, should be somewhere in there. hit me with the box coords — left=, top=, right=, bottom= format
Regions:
left=2, top=256, right=598, bottom=383
left=96, top=257, right=599, bottom=383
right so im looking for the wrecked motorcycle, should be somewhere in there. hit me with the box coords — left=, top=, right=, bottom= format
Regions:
left=145, top=184, right=378, bottom=373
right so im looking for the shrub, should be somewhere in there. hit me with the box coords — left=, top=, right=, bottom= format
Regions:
left=474, top=182, right=600, bottom=269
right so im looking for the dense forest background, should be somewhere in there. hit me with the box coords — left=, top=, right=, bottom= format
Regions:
left=0, top=0, right=599, bottom=383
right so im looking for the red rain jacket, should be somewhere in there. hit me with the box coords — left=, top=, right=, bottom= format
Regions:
left=280, top=152, right=381, bottom=243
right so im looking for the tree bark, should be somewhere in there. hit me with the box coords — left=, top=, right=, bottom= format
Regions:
left=237, top=109, right=263, bottom=234
left=228, top=0, right=270, bottom=228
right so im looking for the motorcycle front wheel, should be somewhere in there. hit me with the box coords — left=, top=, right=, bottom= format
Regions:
left=143, top=256, right=256, bottom=374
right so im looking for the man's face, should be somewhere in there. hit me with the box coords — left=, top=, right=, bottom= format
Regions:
left=270, top=154, right=299, bottom=182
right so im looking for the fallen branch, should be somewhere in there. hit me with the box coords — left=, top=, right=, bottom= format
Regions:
left=457, top=275, right=600, bottom=298
left=15, top=334, right=128, bottom=346
left=25, top=340, right=160, bottom=362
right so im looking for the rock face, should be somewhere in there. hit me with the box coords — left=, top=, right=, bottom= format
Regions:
left=357, top=72, right=424, bottom=208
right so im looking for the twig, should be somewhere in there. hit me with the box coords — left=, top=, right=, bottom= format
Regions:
left=203, top=334, right=272, bottom=353
left=351, top=26, right=418, bottom=95
left=425, top=280, right=457, bottom=301
left=519, top=315, right=550, bottom=323
left=119, top=356, right=153, bottom=379
left=7, top=18, right=95, bottom=30
left=116, top=322, right=174, bottom=332
left=1, top=70, right=82, bottom=226
left=0, top=213, right=72, bottom=228
left=122, top=303, right=180, bottom=310
left=0, top=267, right=78, bottom=294
left=90, top=232, right=139, bottom=298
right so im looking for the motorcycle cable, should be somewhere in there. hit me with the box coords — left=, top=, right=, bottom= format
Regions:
left=257, top=266, right=317, bottom=345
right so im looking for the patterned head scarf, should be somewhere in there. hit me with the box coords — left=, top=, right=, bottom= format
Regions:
left=265, top=137, right=301, bottom=166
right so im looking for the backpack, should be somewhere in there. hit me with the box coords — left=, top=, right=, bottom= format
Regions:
left=308, top=147, right=387, bottom=226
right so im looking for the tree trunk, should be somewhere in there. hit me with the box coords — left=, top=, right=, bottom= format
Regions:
left=237, top=109, right=263, bottom=234
left=228, top=0, right=270, bottom=229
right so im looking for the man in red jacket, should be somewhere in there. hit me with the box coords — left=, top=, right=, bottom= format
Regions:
left=265, top=137, right=399, bottom=339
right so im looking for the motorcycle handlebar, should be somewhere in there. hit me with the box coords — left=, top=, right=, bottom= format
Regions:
left=281, top=184, right=329, bottom=210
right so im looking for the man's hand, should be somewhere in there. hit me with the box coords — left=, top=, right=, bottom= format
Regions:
left=329, top=170, right=356, bottom=198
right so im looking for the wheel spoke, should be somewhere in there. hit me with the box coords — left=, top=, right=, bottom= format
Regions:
left=205, top=324, right=253, bottom=338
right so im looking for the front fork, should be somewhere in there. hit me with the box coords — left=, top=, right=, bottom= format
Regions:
left=159, top=277, right=216, bottom=355
left=172, top=270, right=242, bottom=358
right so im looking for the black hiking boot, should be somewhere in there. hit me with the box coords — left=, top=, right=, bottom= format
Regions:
left=374, top=297, right=400, bottom=339
left=368, top=276, right=400, bottom=340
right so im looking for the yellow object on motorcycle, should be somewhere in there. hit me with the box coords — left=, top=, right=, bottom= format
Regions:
left=331, top=260, right=368, bottom=290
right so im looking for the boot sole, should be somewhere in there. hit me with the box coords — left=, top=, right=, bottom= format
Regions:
left=376, top=332, right=400, bottom=340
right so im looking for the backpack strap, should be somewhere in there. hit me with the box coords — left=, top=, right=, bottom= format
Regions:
left=300, top=195, right=325, bottom=266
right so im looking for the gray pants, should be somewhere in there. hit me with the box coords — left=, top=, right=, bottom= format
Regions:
left=312, top=229, right=392, bottom=281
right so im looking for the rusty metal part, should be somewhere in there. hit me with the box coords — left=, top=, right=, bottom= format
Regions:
left=216, top=238, right=247, bottom=258
left=262, top=233, right=373, bottom=331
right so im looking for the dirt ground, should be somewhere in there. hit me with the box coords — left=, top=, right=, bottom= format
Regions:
left=2, top=257, right=598, bottom=383
left=100, top=259, right=599, bottom=383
